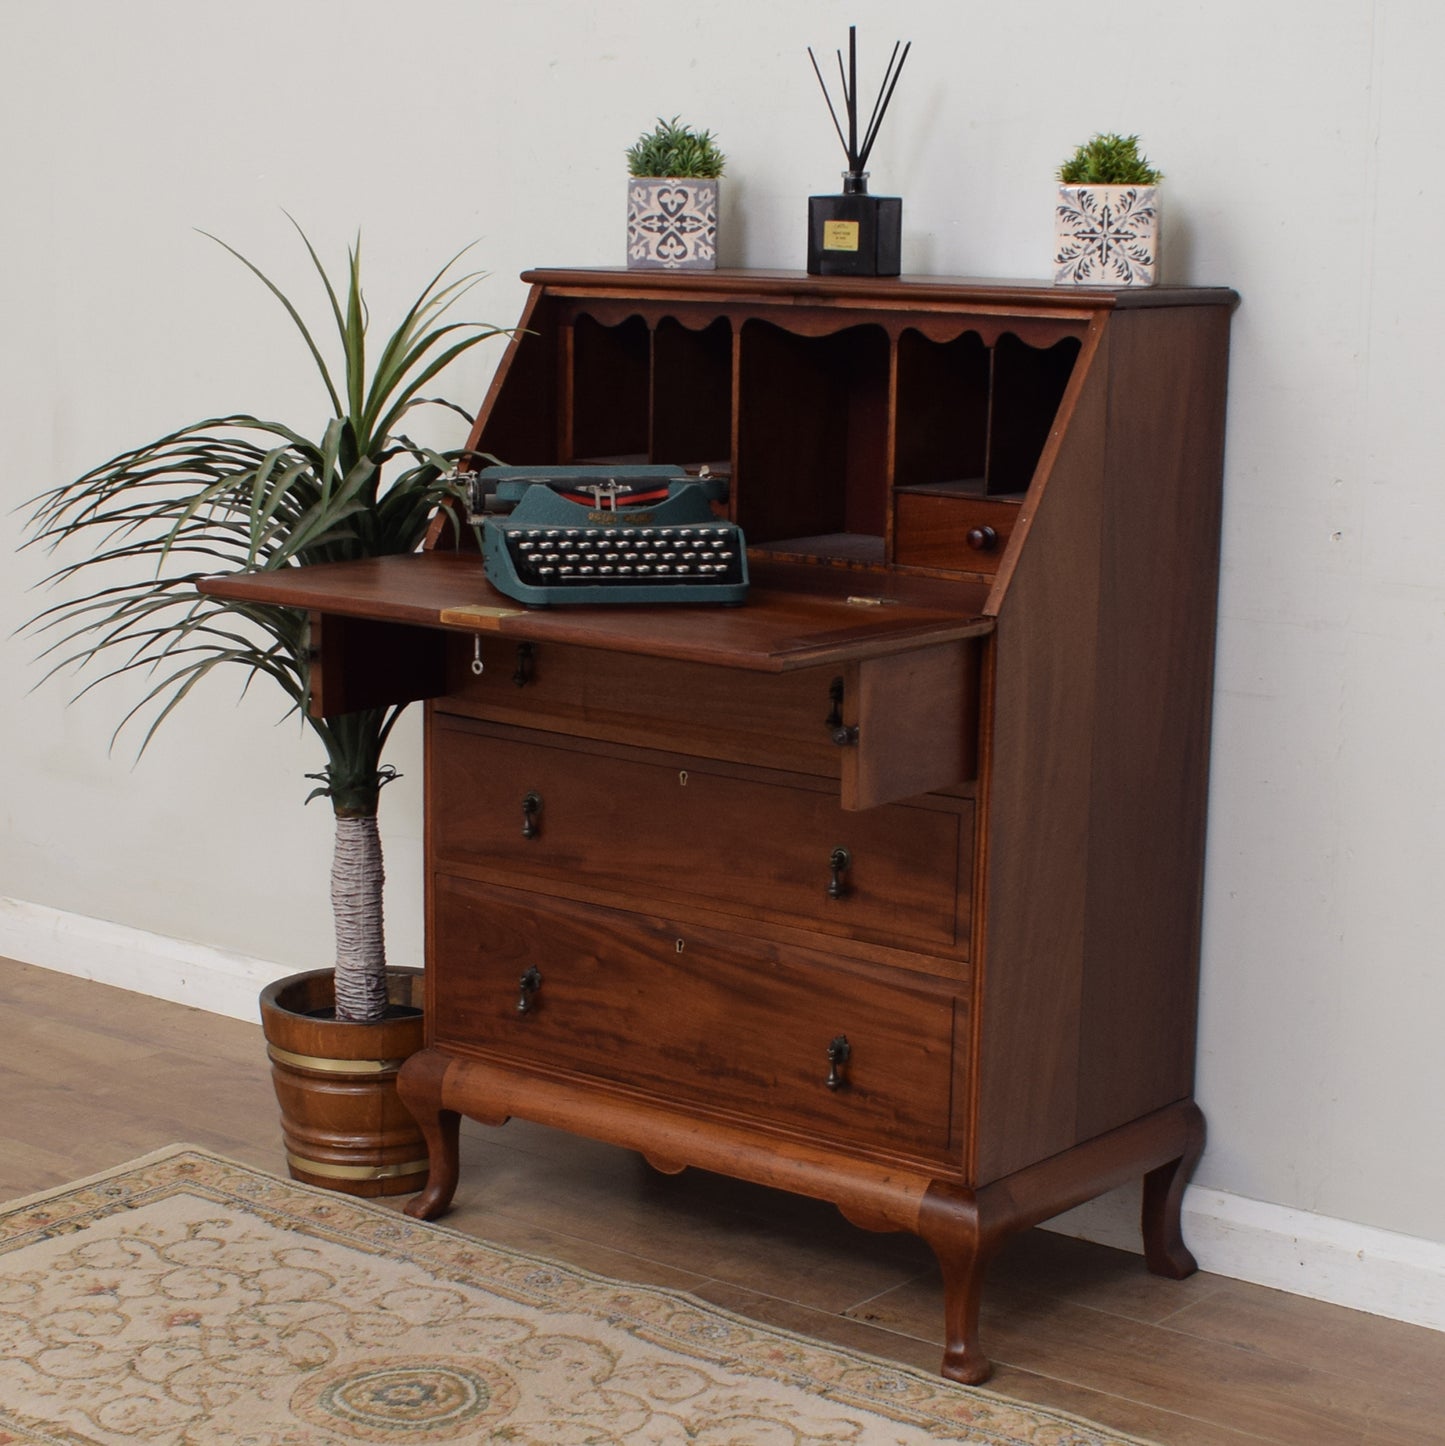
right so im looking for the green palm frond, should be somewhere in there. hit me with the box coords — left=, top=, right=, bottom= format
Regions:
left=20, top=225, right=508, bottom=813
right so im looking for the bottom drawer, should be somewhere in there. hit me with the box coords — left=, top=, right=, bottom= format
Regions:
left=431, top=875, right=960, bottom=1157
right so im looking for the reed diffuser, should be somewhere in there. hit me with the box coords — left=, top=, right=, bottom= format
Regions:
left=805, top=26, right=911, bottom=276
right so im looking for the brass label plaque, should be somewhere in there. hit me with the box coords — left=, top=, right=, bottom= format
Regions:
left=438, top=604, right=525, bottom=629
left=823, top=220, right=861, bottom=252
left=587, top=510, right=656, bottom=524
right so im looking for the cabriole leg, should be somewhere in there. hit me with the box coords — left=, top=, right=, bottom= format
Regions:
left=917, top=1184, right=998, bottom=1385
left=1141, top=1101, right=1206, bottom=1278
left=398, top=1049, right=461, bottom=1221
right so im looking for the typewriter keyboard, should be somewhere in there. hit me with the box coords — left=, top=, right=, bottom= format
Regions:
left=504, top=523, right=745, bottom=588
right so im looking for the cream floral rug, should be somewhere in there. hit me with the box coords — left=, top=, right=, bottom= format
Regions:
left=0, top=1146, right=1153, bottom=1444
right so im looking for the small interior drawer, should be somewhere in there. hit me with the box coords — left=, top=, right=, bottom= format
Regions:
left=430, top=719, right=971, bottom=957
left=430, top=875, right=959, bottom=1156
left=893, top=492, right=1021, bottom=574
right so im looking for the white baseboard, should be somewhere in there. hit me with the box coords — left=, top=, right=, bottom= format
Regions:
left=0, top=895, right=282, bottom=1024
left=5, top=895, right=1443, bottom=1333
left=1043, top=1182, right=1445, bottom=1333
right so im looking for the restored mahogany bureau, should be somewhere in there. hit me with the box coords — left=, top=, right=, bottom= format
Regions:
left=204, top=268, right=1235, bottom=1382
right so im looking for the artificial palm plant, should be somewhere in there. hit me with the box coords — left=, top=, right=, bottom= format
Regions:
left=23, top=224, right=506, bottom=1023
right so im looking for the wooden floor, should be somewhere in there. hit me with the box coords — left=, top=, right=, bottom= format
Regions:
left=5, top=959, right=1442, bottom=1445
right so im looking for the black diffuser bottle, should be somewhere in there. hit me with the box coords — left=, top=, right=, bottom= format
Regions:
left=807, top=172, right=902, bottom=277
left=805, top=28, right=909, bottom=277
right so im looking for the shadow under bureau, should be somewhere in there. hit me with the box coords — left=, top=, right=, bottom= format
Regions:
left=201, top=268, right=1235, bottom=1381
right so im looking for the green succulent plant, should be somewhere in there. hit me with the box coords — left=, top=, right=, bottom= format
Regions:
left=626, top=116, right=726, bottom=179
left=1057, top=133, right=1162, bottom=186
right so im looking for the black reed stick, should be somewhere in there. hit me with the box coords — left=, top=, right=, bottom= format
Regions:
left=807, top=46, right=849, bottom=157
left=858, top=40, right=911, bottom=172
left=847, top=27, right=858, bottom=167
left=807, top=25, right=910, bottom=179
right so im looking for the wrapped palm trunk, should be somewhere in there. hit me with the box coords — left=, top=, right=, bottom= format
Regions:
left=331, top=811, right=389, bottom=1022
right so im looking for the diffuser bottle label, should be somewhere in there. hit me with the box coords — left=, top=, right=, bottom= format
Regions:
left=823, top=220, right=861, bottom=251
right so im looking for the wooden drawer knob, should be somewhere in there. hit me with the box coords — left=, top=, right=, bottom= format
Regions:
left=966, top=525, right=999, bottom=552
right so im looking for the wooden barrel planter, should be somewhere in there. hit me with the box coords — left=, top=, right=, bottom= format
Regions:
left=259, top=967, right=428, bottom=1197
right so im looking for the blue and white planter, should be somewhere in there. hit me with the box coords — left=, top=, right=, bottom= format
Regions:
left=1054, top=183, right=1159, bottom=287
left=627, top=177, right=719, bottom=270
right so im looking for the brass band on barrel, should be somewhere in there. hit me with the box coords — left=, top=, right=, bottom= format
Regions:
left=267, top=1044, right=408, bottom=1075
left=286, top=1152, right=429, bottom=1181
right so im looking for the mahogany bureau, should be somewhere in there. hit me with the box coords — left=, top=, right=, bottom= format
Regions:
left=204, top=268, right=1235, bottom=1381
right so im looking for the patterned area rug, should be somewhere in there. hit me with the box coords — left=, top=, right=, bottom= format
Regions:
left=0, top=1147, right=1153, bottom=1444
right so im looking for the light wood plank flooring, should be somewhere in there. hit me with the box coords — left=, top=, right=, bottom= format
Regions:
left=5, top=958, right=1441, bottom=1444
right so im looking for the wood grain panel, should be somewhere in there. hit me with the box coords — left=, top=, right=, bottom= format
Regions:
left=842, top=640, right=978, bottom=809
left=201, top=553, right=993, bottom=676
left=430, top=718, right=969, bottom=955
left=1074, top=304, right=1232, bottom=1137
left=893, top=494, right=1021, bottom=574
left=971, top=319, right=1111, bottom=1184
left=307, top=612, right=447, bottom=718
left=434, top=635, right=842, bottom=777
left=463, top=284, right=557, bottom=469
left=430, top=875, right=960, bottom=1158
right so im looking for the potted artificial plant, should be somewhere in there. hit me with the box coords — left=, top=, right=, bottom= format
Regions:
left=22, top=223, right=506, bottom=1196
left=625, top=115, right=725, bottom=270
left=1054, top=131, right=1162, bottom=287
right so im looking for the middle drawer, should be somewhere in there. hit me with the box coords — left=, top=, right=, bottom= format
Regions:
left=430, top=716, right=971, bottom=957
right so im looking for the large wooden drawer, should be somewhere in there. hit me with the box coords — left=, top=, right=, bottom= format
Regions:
left=430, top=717, right=972, bottom=957
left=430, top=875, right=960, bottom=1157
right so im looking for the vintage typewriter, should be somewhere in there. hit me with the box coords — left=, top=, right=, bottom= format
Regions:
left=465, top=464, right=749, bottom=607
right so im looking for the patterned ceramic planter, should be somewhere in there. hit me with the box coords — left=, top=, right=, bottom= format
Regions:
left=627, top=177, right=719, bottom=269
left=1054, top=183, right=1159, bottom=286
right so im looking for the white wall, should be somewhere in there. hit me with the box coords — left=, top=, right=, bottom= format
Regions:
left=3, top=0, right=1443, bottom=1269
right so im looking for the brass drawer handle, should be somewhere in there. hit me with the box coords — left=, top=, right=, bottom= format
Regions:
left=826, top=1034, right=851, bottom=1090
left=521, top=791, right=542, bottom=840
left=516, top=965, right=542, bottom=1014
left=828, top=846, right=853, bottom=899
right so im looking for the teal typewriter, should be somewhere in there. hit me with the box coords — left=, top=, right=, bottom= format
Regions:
left=465, top=465, right=749, bottom=607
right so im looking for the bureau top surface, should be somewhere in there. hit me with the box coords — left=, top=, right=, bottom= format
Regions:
left=521, top=266, right=1239, bottom=312
left=199, top=552, right=993, bottom=673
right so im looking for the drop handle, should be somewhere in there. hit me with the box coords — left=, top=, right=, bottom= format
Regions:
left=826, top=1034, right=852, bottom=1090
left=516, top=965, right=542, bottom=1014
left=827, top=847, right=853, bottom=899
left=521, top=791, right=542, bottom=840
